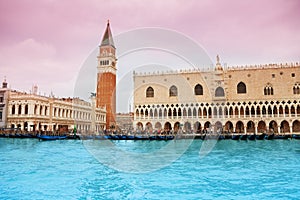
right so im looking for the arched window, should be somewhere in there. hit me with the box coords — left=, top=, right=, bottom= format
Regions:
left=293, top=82, right=300, bottom=95
left=264, top=83, right=274, bottom=95
left=237, top=82, right=247, bottom=94
left=18, top=105, right=22, bottom=115
left=169, top=85, right=178, bottom=97
left=146, top=87, right=154, bottom=98
left=194, top=84, right=203, bottom=95
left=24, top=105, right=28, bottom=115
left=215, top=87, right=225, bottom=97
left=12, top=105, right=15, bottom=115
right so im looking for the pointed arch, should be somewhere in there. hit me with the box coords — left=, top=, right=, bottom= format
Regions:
left=183, top=108, right=187, bottom=117
left=194, top=84, right=203, bottom=95
left=188, top=108, right=192, bottom=117
left=293, top=82, right=300, bottom=95
left=173, top=108, right=177, bottom=117
left=168, top=108, right=172, bottom=117
left=193, top=107, right=197, bottom=117
left=184, top=122, right=192, bottom=132
left=194, top=121, right=201, bottom=133
left=154, top=109, right=158, bottom=117
left=215, top=87, right=225, bottom=97
left=174, top=122, right=180, bottom=132
left=264, top=83, right=274, bottom=95
left=155, top=122, right=162, bottom=130
left=240, top=106, right=244, bottom=117
left=159, top=109, right=162, bottom=118
left=178, top=108, right=182, bottom=117
left=169, top=85, right=178, bottom=96
left=146, top=86, right=154, bottom=97
left=247, top=121, right=255, bottom=133
left=164, top=122, right=172, bottom=131
left=237, top=82, right=247, bottom=94
left=203, top=107, right=207, bottom=118
left=292, top=120, right=300, bottom=132
left=245, top=106, right=250, bottom=116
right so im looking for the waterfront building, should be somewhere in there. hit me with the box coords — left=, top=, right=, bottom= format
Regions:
left=133, top=58, right=300, bottom=134
left=115, top=112, right=134, bottom=131
left=96, top=20, right=117, bottom=130
left=4, top=83, right=106, bottom=133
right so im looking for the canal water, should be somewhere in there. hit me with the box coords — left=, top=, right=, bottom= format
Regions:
left=0, top=138, right=299, bottom=199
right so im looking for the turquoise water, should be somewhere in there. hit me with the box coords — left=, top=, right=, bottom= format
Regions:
left=0, top=138, right=300, bottom=200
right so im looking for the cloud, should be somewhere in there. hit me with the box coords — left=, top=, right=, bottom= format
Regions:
left=0, top=38, right=76, bottom=95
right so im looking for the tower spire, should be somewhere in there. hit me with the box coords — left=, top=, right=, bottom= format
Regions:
left=100, top=20, right=115, bottom=48
left=97, top=21, right=117, bottom=130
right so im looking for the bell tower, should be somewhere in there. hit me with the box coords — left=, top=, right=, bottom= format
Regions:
left=96, top=20, right=117, bottom=130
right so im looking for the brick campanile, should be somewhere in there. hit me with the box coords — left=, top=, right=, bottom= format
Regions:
left=96, top=21, right=117, bottom=130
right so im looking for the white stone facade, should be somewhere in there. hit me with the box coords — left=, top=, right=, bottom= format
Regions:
left=6, top=90, right=106, bottom=133
left=133, top=62, right=300, bottom=134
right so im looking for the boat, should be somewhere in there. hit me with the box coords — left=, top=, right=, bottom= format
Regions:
left=156, top=135, right=166, bottom=140
left=232, top=134, right=240, bottom=140
left=256, top=133, right=266, bottom=140
left=265, top=133, right=274, bottom=140
left=166, top=135, right=175, bottom=140
left=247, top=134, right=256, bottom=140
left=120, top=135, right=127, bottom=140
left=273, top=135, right=289, bottom=140
left=126, top=135, right=135, bottom=140
left=240, top=134, right=248, bottom=140
left=67, top=134, right=80, bottom=140
left=134, top=135, right=147, bottom=140
left=111, top=135, right=120, bottom=140
left=149, top=135, right=157, bottom=140
left=292, top=134, right=300, bottom=139
left=37, top=135, right=67, bottom=141
left=103, top=135, right=112, bottom=139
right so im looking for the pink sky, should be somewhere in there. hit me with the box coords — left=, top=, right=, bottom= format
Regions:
left=0, top=0, right=300, bottom=111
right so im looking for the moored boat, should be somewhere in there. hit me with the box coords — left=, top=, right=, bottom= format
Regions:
left=240, top=134, right=248, bottom=140
left=232, top=134, right=240, bottom=140
left=292, top=134, right=300, bottom=139
left=37, top=135, right=67, bottom=141
left=265, top=133, right=274, bottom=140
left=247, top=134, right=256, bottom=140
left=256, top=133, right=266, bottom=140
left=273, top=135, right=289, bottom=140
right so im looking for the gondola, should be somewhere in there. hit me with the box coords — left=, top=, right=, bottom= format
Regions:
left=247, top=134, right=256, bottom=140
left=265, top=133, right=274, bottom=140
left=273, top=135, right=289, bottom=140
left=256, top=133, right=266, bottom=140
left=231, top=134, right=240, bottom=140
left=37, top=135, right=67, bottom=141
left=240, top=134, right=248, bottom=140
left=292, top=134, right=300, bottom=139
left=126, top=135, right=135, bottom=140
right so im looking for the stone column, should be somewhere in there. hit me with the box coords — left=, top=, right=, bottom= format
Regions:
left=277, top=126, right=281, bottom=134
left=255, top=125, right=258, bottom=135
left=290, top=126, right=293, bottom=134
left=266, top=125, right=269, bottom=134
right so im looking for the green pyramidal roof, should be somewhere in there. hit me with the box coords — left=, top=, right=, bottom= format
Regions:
left=100, top=21, right=115, bottom=48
